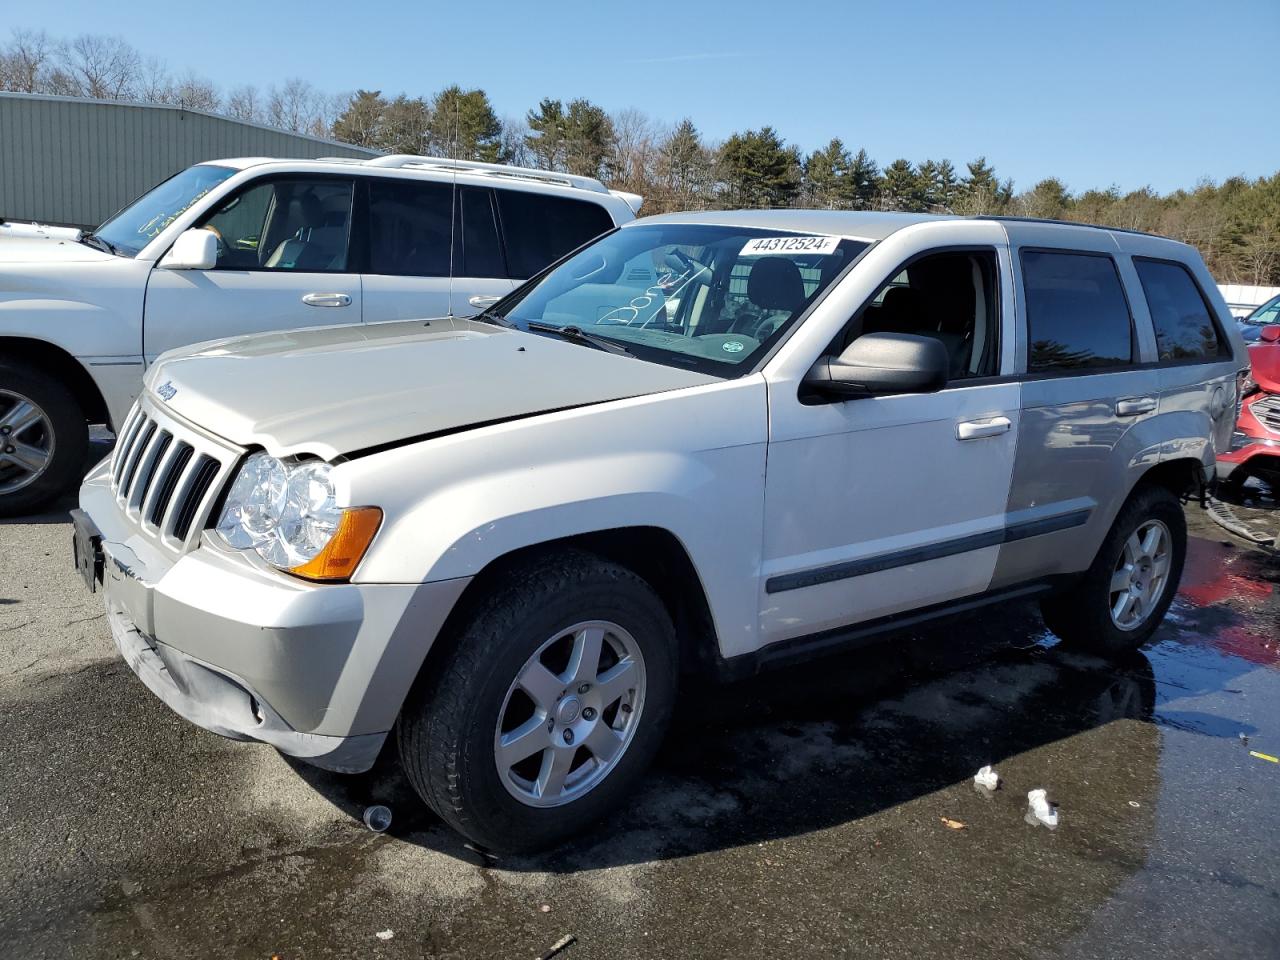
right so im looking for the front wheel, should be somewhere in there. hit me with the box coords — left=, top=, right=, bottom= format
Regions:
left=397, top=550, right=678, bottom=853
left=1040, top=484, right=1187, bottom=655
left=0, top=364, right=89, bottom=517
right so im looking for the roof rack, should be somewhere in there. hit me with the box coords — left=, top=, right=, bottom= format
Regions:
left=358, top=154, right=610, bottom=195
left=972, top=214, right=1165, bottom=239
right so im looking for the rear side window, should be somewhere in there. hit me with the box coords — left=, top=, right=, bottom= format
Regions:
left=496, top=191, right=615, bottom=279
left=457, top=187, right=504, bottom=278
left=1022, top=250, right=1133, bottom=372
left=1133, top=258, right=1227, bottom=361
left=367, top=179, right=452, bottom=277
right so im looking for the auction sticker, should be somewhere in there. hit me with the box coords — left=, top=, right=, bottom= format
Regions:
left=739, top=235, right=840, bottom=256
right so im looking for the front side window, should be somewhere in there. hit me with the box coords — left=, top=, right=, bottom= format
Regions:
left=1134, top=258, right=1227, bottom=361
left=1022, top=250, right=1133, bottom=372
left=842, top=250, right=1001, bottom=379
left=498, top=225, right=866, bottom=377
left=496, top=191, right=616, bottom=279
left=95, top=164, right=237, bottom=257
left=199, top=178, right=354, bottom=272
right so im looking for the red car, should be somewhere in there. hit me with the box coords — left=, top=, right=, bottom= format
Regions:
left=1218, top=325, right=1280, bottom=493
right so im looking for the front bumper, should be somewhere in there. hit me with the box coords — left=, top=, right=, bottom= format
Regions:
left=79, top=459, right=470, bottom=772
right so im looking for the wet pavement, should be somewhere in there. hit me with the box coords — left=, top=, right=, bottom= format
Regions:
left=1, top=474, right=1277, bottom=958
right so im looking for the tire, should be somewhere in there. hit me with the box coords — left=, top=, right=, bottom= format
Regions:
left=0, top=363, right=88, bottom=518
left=397, top=549, right=678, bottom=853
left=1040, top=484, right=1187, bottom=655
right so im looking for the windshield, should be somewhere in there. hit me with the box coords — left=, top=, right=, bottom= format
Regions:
left=498, top=225, right=866, bottom=377
left=94, top=164, right=237, bottom=257
left=1243, top=295, right=1280, bottom=326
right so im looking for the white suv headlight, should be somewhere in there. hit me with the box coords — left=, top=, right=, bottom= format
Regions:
left=216, top=453, right=380, bottom=580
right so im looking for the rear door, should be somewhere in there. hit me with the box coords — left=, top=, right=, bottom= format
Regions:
left=143, top=175, right=360, bottom=361
left=989, top=225, right=1163, bottom=589
left=360, top=176, right=458, bottom=322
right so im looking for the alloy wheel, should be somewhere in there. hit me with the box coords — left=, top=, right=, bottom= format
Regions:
left=0, top=389, right=56, bottom=495
left=494, top=620, right=646, bottom=808
left=1109, top=519, right=1172, bottom=631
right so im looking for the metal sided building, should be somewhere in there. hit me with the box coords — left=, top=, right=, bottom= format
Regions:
left=0, top=92, right=379, bottom=229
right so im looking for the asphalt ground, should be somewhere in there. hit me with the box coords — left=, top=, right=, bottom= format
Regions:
left=2, top=447, right=1277, bottom=959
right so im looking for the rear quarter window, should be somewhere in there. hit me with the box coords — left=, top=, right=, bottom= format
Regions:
left=1021, top=250, right=1134, bottom=372
left=496, top=191, right=615, bottom=279
left=1133, top=258, right=1228, bottom=361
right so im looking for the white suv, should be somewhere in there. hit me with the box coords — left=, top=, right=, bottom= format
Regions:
left=0, top=155, right=638, bottom=514
left=76, top=210, right=1245, bottom=851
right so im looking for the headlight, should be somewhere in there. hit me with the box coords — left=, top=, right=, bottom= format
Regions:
left=216, top=452, right=381, bottom=581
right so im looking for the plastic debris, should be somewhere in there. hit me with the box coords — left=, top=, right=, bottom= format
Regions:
left=539, top=904, right=552, bottom=913
left=940, top=817, right=967, bottom=830
left=535, top=934, right=576, bottom=960
left=363, top=805, right=392, bottom=832
left=375, top=929, right=394, bottom=941
left=1025, top=789, right=1059, bottom=829
left=973, top=765, right=1000, bottom=791
left=1250, top=751, right=1279, bottom=764
left=1128, top=801, right=1141, bottom=808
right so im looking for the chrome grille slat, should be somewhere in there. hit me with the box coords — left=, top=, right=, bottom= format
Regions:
left=118, top=422, right=156, bottom=500
left=138, top=435, right=181, bottom=526
left=107, top=398, right=242, bottom=555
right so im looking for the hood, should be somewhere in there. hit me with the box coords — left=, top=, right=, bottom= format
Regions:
left=148, top=318, right=720, bottom=459
left=0, top=233, right=115, bottom=264
left=1247, top=341, right=1280, bottom=394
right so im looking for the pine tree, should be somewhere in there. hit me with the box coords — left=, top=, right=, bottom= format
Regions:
left=718, top=127, right=801, bottom=208
left=426, top=85, right=504, bottom=162
left=805, top=138, right=852, bottom=209
left=525, top=98, right=566, bottom=170
left=332, top=89, right=387, bottom=148
left=847, top=148, right=879, bottom=209
left=562, top=99, right=616, bottom=180
left=880, top=159, right=926, bottom=211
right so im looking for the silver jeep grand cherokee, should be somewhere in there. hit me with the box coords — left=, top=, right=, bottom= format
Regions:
left=75, top=211, right=1246, bottom=851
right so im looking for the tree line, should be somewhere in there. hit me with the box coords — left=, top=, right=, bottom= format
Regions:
left=3, top=28, right=1277, bottom=286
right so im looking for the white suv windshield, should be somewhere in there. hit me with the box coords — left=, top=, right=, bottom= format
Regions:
left=499, top=225, right=866, bottom=377
left=94, top=164, right=237, bottom=257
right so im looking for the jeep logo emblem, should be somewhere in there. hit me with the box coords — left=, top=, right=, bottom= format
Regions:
left=156, top=381, right=177, bottom=401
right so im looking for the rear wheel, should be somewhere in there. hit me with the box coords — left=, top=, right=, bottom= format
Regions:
left=397, top=550, right=678, bottom=852
left=1041, top=484, right=1186, bottom=655
left=0, top=365, right=88, bottom=517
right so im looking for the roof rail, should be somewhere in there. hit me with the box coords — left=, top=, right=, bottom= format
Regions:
left=361, top=154, right=610, bottom=195
left=973, top=214, right=1165, bottom=239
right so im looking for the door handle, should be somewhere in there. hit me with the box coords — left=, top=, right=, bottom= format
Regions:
left=301, top=292, right=351, bottom=308
left=468, top=295, right=502, bottom=308
left=956, top=416, right=1012, bottom=440
left=1116, top=397, right=1156, bottom=417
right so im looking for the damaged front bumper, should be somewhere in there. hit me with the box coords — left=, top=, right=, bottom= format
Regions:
left=78, top=459, right=469, bottom=773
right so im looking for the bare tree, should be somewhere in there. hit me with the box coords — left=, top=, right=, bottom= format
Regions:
left=0, top=29, right=55, bottom=92
left=225, top=85, right=263, bottom=123
left=58, top=34, right=141, bottom=99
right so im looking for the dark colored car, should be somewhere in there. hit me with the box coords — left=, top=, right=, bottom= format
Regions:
left=1237, top=293, right=1280, bottom=342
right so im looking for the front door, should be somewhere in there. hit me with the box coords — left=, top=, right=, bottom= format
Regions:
left=760, top=225, right=1020, bottom=648
left=143, top=176, right=360, bottom=362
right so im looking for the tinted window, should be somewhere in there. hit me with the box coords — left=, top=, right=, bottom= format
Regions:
left=848, top=250, right=1000, bottom=379
left=1134, top=258, right=1227, bottom=361
left=496, top=191, right=614, bottom=278
left=199, top=178, right=353, bottom=271
left=367, top=179, right=452, bottom=276
left=1022, top=251, right=1133, bottom=372
left=457, top=187, right=504, bottom=278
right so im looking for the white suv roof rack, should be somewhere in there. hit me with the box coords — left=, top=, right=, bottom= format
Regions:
left=354, top=154, right=610, bottom=195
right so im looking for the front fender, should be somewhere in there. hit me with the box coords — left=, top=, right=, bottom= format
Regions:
left=345, top=379, right=769, bottom=655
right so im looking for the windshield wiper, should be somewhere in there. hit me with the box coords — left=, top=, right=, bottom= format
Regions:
left=78, top=232, right=120, bottom=256
left=524, top=321, right=635, bottom=357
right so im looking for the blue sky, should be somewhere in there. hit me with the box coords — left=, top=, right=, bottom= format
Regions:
left=6, top=0, right=1277, bottom=194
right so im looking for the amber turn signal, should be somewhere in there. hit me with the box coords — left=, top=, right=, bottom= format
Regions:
left=289, top=507, right=383, bottom=582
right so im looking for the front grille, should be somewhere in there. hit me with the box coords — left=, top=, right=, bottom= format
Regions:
left=1252, top=395, right=1280, bottom=434
left=108, top=399, right=241, bottom=553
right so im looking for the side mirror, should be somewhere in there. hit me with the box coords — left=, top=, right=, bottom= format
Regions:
left=1260, top=325, right=1280, bottom=343
left=159, top=228, right=218, bottom=270
left=804, top=332, right=949, bottom=398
